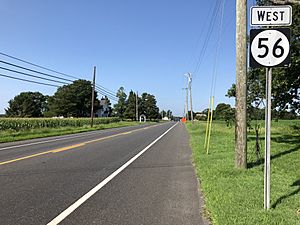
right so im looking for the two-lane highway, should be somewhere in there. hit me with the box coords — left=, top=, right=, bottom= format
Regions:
left=0, top=122, right=205, bottom=225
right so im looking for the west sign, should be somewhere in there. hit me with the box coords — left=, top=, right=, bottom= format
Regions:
left=251, top=6, right=292, bottom=26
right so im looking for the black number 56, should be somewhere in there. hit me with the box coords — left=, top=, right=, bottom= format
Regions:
left=257, top=38, right=284, bottom=58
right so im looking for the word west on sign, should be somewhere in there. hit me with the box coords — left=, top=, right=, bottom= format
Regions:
left=251, top=6, right=292, bottom=26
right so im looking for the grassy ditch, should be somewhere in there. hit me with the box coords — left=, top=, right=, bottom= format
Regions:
left=186, top=120, right=300, bottom=225
left=0, top=119, right=144, bottom=143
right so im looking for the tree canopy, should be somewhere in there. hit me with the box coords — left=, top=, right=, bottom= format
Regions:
left=139, top=93, right=160, bottom=120
left=47, top=79, right=99, bottom=117
left=114, top=87, right=127, bottom=119
left=124, top=90, right=137, bottom=120
left=5, top=92, right=48, bottom=117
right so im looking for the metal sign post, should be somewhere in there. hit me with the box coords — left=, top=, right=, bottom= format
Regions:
left=264, top=67, right=272, bottom=209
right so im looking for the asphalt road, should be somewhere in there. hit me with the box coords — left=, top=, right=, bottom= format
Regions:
left=0, top=122, right=206, bottom=225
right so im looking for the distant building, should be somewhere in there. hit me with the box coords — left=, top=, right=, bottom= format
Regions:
left=95, top=97, right=111, bottom=117
left=195, top=113, right=207, bottom=121
left=162, top=116, right=170, bottom=121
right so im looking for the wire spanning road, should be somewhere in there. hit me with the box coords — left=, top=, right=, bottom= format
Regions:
left=0, top=122, right=206, bottom=225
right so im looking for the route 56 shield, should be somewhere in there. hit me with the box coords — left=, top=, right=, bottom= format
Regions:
left=250, top=28, right=291, bottom=68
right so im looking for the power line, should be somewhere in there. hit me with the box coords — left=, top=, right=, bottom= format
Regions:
left=0, top=53, right=119, bottom=101
left=184, top=0, right=216, bottom=71
left=95, top=85, right=117, bottom=97
left=95, top=84, right=116, bottom=96
left=0, top=60, right=73, bottom=83
left=193, top=0, right=222, bottom=75
left=0, top=73, right=59, bottom=87
left=97, top=92, right=117, bottom=101
left=211, top=0, right=226, bottom=97
left=95, top=87, right=118, bottom=102
left=0, top=52, right=81, bottom=80
left=95, top=86, right=116, bottom=96
left=194, top=0, right=221, bottom=74
left=0, top=66, right=69, bottom=85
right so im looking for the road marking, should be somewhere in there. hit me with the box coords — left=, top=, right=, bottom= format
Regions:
left=47, top=122, right=178, bottom=225
left=0, top=123, right=171, bottom=166
left=0, top=124, right=156, bottom=151
left=51, top=143, right=86, bottom=153
left=0, top=151, right=51, bottom=166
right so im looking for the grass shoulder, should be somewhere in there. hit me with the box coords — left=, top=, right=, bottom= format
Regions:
left=186, top=120, right=300, bottom=225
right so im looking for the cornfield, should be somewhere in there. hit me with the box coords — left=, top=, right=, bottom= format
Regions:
left=0, top=117, right=120, bottom=131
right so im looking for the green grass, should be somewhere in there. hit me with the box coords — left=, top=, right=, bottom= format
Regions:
left=186, top=120, right=300, bottom=225
left=0, top=121, right=144, bottom=143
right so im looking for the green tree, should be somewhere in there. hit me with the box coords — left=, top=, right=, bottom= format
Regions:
left=214, top=103, right=235, bottom=126
left=114, top=87, right=127, bottom=119
left=140, top=93, right=160, bottom=120
left=166, top=110, right=173, bottom=120
left=5, top=92, right=48, bottom=117
left=124, top=90, right=137, bottom=120
left=47, top=79, right=99, bottom=117
left=160, top=110, right=167, bottom=118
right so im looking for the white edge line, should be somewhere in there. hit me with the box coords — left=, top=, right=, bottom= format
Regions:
left=47, top=122, right=178, bottom=225
left=0, top=123, right=163, bottom=151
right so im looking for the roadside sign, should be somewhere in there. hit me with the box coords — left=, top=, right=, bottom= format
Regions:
left=250, top=28, right=291, bottom=68
left=251, top=6, right=292, bottom=26
left=249, top=5, right=292, bottom=210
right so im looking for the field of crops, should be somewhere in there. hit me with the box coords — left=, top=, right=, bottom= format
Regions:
left=0, top=117, right=120, bottom=131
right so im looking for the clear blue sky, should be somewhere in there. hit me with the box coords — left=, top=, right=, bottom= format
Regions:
left=0, top=0, right=256, bottom=116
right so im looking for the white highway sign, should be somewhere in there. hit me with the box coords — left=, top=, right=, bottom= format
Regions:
left=250, top=28, right=291, bottom=68
left=251, top=6, right=292, bottom=26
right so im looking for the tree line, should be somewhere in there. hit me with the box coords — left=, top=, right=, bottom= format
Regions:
left=5, top=79, right=173, bottom=121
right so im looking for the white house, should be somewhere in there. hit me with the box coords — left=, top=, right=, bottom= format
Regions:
left=95, top=98, right=111, bottom=117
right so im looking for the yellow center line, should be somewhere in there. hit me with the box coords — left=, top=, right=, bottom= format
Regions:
left=84, top=133, right=123, bottom=144
left=0, top=151, right=52, bottom=166
left=0, top=123, right=167, bottom=166
left=51, top=143, right=86, bottom=153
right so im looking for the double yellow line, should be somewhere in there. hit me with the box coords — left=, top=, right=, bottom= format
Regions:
left=0, top=125, right=158, bottom=167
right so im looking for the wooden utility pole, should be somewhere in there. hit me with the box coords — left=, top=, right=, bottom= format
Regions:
left=90, top=66, right=96, bottom=127
left=136, top=91, right=139, bottom=121
left=185, top=88, right=189, bottom=120
left=187, top=73, right=194, bottom=122
left=235, top=0, right=247, bottom=169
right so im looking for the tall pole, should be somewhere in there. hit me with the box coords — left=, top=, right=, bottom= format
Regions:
left=264, top=68, right=272, bottom=209
left=188, top=73, right=194, bottom=122
left=206, top=96, right=214, bottom=154
left=136, top=91, right=139, bottom=121
left=235, top=0, right=247, bottom=169
left=185, top=88, right=189, bottom=120
left=90, top=66, right=96, bottom=128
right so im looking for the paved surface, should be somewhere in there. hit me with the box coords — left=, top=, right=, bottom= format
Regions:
left=0, top=122, right=206, bottom=225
